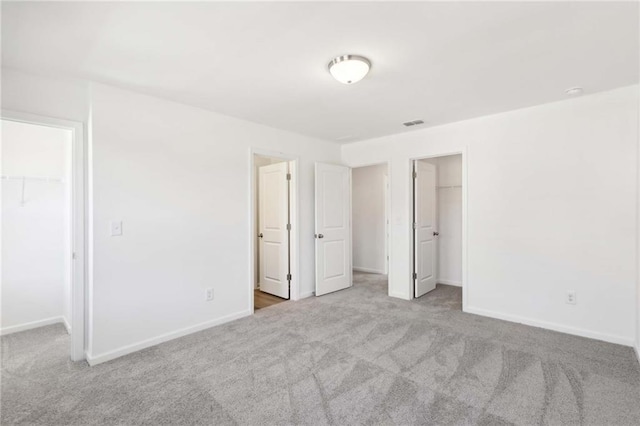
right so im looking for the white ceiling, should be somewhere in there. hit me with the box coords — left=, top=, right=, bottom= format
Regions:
left=2, top=1, right=638, bottom=143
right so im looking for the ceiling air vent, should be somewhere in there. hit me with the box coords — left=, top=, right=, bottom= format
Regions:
left=403, top=119, right=424, bottom=127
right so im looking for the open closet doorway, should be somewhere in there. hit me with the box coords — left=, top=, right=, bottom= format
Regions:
left=253, top=154, right=293, bottom=310
left=352, top=163, right=389, bottom=295
left=1, top=113, right=85, bottom=362
left=412, top=154, right=464, bottom=309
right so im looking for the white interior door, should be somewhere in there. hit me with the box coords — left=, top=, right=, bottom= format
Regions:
left=384, top=174, right=389, bottom=275
left=414, top=160, right=437, bottom=298
left=315, top=163, right=351, bottom=296
left=258, top=162, right=290, bottom=299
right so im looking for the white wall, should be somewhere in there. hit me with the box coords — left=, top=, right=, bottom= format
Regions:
left=87, top=83, right=340, bottom=362
left=1, top=119, right=72, bottom=334
left=352, top=164, right=387, bottom=274
left=343, top=85, right=639, bottom=346
left=2, top=70, right=341, bottom=362
left=422, top=155, right=462, bottom=286
left=1, top=68, right=88, bottom=123
left=4, top=68, right=637, bottom=360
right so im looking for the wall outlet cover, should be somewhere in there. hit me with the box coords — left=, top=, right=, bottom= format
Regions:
left=566, top=291, right=576, bottom=305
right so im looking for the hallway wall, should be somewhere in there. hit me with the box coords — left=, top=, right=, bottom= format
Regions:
left=352, top=164, right=387, bottom=274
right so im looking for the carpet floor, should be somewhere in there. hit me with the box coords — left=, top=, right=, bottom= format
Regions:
left=2, top=272, right=639, bottom=425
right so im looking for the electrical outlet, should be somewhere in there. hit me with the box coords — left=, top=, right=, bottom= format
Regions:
left=205, top=288, right=214, bottom=301
left=566, top=291, right=576, bottom=305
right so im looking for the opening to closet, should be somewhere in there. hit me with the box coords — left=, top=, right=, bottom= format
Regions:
left=1, top=118, right=75, bottom=355
left=412, top=154, right=463, bottom=309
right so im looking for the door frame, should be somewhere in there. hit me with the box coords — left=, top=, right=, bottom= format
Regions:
left=249, top=148, right=299, bottom=312
left=409, top=150, right=468, bottom=310
left=1, top=109, right=87, bottom=361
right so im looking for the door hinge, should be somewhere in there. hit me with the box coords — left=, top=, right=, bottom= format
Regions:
left=287, top=273, right=292, bottom=281
left=412, top=222, right=417, bottom=229
left=72, top=252, right=76, bottom=260
left=286, top=223, right=291, bottom=231
left=286, top=173, right=291, bottom=181
left=413, top=272, right=417, bottom=280
left=413, top=171, right=417, bottom=179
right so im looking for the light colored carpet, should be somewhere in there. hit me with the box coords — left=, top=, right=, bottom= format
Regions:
left=2, top=272, right=639, bottom=425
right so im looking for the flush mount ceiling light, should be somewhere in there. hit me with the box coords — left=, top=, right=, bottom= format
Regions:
left=565, top=87, right=584, bottom=96
left=328, top=55, right=371, bottom=84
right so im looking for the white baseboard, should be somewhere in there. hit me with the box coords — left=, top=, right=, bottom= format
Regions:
left=353, top=266, right=386, bottom=274
left=0, top=316, right=65, bottom=336
left=437, top=279, right=462, bottom=287
left=85, top=310, right=251, bottom=366
left=465, top=306, right=634, bottom=347
left=299, top=291, right=315, bottom=299
left=63, top=317, right=72, bottom=335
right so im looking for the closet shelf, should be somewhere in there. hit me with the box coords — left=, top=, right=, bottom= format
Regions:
left=1, top=175, right=64, bottom=183
left=2, top=175, right=64, bottom=207
left=437, top=185, right=462, bottom=189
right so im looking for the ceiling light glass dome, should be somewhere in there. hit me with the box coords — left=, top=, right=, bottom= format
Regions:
left=328, top=55, right=371, bottom=84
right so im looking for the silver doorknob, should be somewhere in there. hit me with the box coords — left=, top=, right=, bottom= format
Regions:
left=316, top=233, right=324, bottom=239
left=433, top=231, right=439, bottom=236
left=258, top=233, right=263, bottom=238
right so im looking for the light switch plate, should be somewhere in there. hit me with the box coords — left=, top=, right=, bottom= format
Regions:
left=111, top=221, right=123, bottom=236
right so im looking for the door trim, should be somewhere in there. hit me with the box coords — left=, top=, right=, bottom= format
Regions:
left=1, top=109, right=87, bottom=362
left=409, top=150, right=468, bottom=311
left=249, top=148, right=299, bottom=312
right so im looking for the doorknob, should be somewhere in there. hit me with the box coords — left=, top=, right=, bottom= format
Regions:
left=433, top=231, right=439, bottom=236
left=258, top=233, right=263, bottom=238
left=316, top=233, right=324, bottom=239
